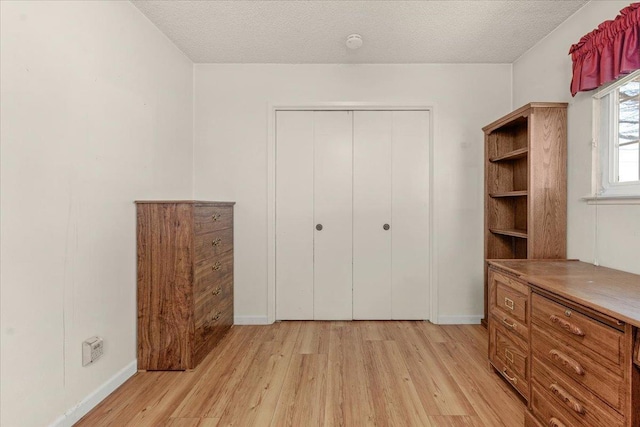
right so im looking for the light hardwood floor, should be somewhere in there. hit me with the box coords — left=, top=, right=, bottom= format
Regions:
left=77, top=321, right=525, bottom=426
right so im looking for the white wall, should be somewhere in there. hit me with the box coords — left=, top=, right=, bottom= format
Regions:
left=0, top=2, right=193, bottom=426
left=513, top=0, right=640, bottom=275
left=194, top=64, right=512, bottom=324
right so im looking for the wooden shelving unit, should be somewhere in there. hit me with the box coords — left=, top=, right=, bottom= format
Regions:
left=482, top=103, right=568, bottom=327
left=489, top=228, right=528, bottom=239
left=489, top=147, right=528, bottom=162
left=489, top=190, right=528, bottom=198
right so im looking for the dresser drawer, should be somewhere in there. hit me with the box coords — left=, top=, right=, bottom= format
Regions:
left=532, top=356, right=624, bottom=427
left=488, top=269, right=529, bottom=341
left=532, top=293, right=623, bottom=368
left=194, top=228, right=233, bottom=263
left=489, top=321, right=529, bottom=399
left=194, top=277, right=232, bottom=323
left=194, top=249, right=233, bottom=295
left=194, top=294, right=233, bottom=348
left=532, top=324, right=625, bottom=411
left=531, top=385, right=581, bottom=427
left=194, top=205, right=233, bottom=235
left=490, top=269, right=529, bottom=322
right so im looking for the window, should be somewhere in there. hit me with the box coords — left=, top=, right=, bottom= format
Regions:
left=594, top=70, right=640, bottom=198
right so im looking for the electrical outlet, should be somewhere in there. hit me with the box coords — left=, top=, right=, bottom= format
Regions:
left=82, top=337, right=104, bottom=366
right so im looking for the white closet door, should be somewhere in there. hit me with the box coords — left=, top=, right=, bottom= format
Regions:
left=275, top=111, right=314, bottom=320
left=391, top=111, right=430, bottom=319
left=313, top=111, right=353, bottom=319
left=353, top=111, right=393, bottom=319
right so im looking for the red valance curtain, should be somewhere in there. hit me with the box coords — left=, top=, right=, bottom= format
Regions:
left=569, top=3, right=640, bottom=96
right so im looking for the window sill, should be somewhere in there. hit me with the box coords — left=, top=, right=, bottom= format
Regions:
left=581, top=195, right=640, bottom=205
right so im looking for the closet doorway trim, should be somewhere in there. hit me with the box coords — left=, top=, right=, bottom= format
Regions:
left=267, top=103, right=436, bottom=324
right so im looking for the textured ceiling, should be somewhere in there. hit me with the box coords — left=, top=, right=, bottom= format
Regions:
left=132, top=0, right=588, bottom=64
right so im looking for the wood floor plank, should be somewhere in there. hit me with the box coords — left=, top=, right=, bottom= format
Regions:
left=417, top=321, right=453, bottom=343
left=363, top=339, right=433, bottom=426
left=428, top=415, right=484, bottom=426
left=171, top=326, right=263, bottom=418
left=212, top=323, right=301, bottom=426
left=77, top=321, right=526, bottom=427
left=385, top=321, right=477, bottom=416
left=164, top=417, right=220, bottom=427
left=292, top=320, right=331, bottom=354
left=124, top=372, right=201, bottom=427
left=270, top=354, right=328, bottom=426
left=325, top=322, right=377, bottom=426
left=430, top=340, right=524, bottom=426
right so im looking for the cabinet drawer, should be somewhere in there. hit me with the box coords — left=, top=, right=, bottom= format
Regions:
left=194, top=206, right=233, bottom=235
left=489, top=321, right=529, bottom=399
left=532, top=357, right=624, bottom=427
left=194, top=277, right=232, bottom=323
left=532, top=293, right=623, bottom=368
left=491, top=272, right=528, bottom=322
left=532, top=324, right=625, bottom=411
left=194, top=228, right=233, bottom=263
left=489, top=269, right=529, bottom=340
left=531, top=384, right=580, bottom=427
left=194, top=295, right=233, bottom=348
left=194, top=249, right=233, bottom=295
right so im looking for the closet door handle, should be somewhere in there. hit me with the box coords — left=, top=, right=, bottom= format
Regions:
left=383, top=224, right=390, bottom=230
left=316, top=224, right=323, bottom=231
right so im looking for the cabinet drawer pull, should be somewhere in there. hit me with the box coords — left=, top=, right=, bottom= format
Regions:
left=501, top=367, right=517, bottom=384
left=212, top=287, right=222, bottom=296
left=549, top=349, right=585, bottom=376
left=549, top=315, right=585, bottom=337
left=502, top=318, right=517, bottom=329
left=212, top=213, right=221, bottom=221
left=549, top=417, right=566, bottom=427
left=212, top=311, right=221, bottom=321
left=212, top=261, right=222, bottom=271
left=505, top=349, right=514, bottom=364
left=504, top=297, right=515, bottom=310
left=212, top=238, right=222, bottom=247
left=549, top=383, right=585, bottom=415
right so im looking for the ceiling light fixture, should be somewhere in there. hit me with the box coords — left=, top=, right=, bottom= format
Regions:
left=346, top=34, right=363, bottom=50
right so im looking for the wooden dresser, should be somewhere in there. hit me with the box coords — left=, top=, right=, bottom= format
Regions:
left=136, top=201, right=235, bottom=370
left=487, top=259, right=640, bottom=427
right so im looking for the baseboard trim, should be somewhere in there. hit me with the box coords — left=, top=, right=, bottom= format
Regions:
left=434, top=315, right=483, bottom=325
left=49, top=360, right=137, bottom=427
left=234, top=315, right=271, bottom=325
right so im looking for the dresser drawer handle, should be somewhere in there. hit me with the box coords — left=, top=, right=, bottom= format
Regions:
left=212, top=238, right=222, bottom=247
left=212, top=311, right=221, bottom=321
left=212, top=261, right=222, bottom=271
left=212, top=287, right=222, bottom=296
left=549, top=383, right=585, bottom=415
left=504, top=297, right=515, bottom=310
left=549, top=315, right=585, bottom=337
left=501, top=367, right=517, bottom=384
left=549, top=349, right=585, bottom=376
left=549, top=417, right=566, bottom=427
left=502, top=318, right=517, bottom=329
left=212, top=213, right=221, bottom=221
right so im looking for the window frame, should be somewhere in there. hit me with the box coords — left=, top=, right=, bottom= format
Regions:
left=593, top=70, right=640, bottom=199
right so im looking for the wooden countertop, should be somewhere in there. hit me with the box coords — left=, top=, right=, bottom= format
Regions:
left=488, top=259, right=640, bottom=328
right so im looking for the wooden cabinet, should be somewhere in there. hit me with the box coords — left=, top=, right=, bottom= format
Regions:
left=488, top=267, right=531, bottom=399
left=483, top=103, right=567, bottom=326
left=136, top=201, right=235, bottom=370
left=488, top=260, right=640, bottom=427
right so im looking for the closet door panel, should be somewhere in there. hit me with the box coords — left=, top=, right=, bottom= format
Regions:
left=353, top=111, right=393, bottom=320
left=391, top=111, right=430, bottom=319
left=313, top=111, right=353, bottom=320
left=275, top=111, right=314, bottom=320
